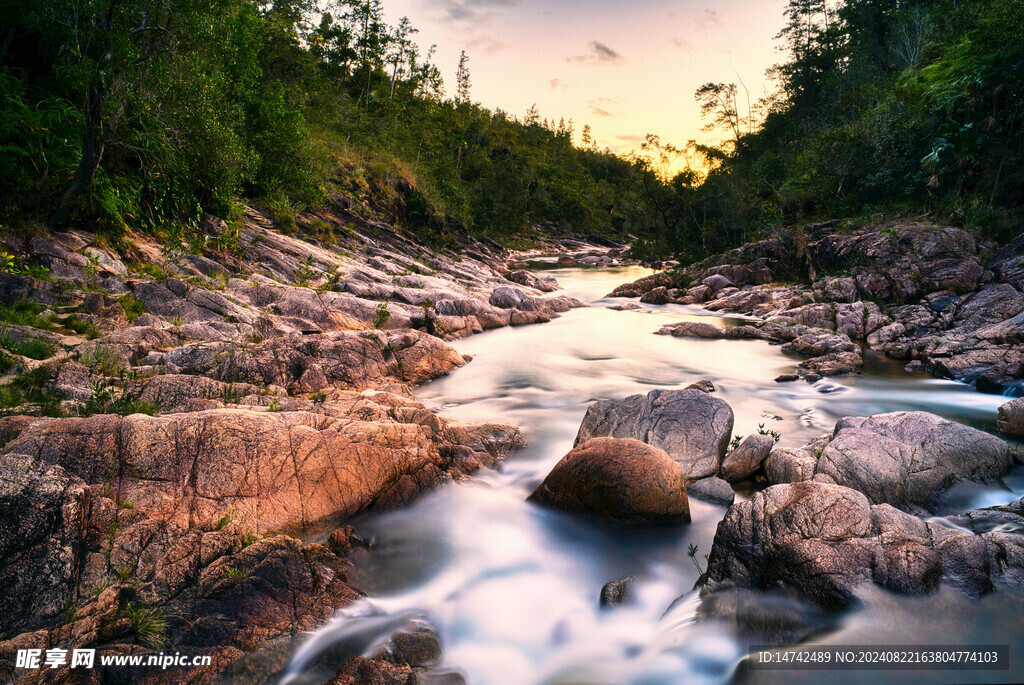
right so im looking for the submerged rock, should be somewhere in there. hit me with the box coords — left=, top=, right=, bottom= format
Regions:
left=575, top=388, right=734, bottom=480
left=600, top=576, right=638, bottom=607
left=528, top=437, right=690, bottom=524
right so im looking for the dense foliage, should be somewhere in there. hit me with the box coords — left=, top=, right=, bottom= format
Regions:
left=0, top=0, right=653, bottom=241
left=637, top=0, right=1024, bottom=259
left=1, top=0, right=1020, bottom=255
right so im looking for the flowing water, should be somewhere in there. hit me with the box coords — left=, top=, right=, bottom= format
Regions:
left=280, top=264, right=1023, bottom=685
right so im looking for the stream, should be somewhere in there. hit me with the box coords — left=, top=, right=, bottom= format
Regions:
left=280, top=264, right=1024, bottom=685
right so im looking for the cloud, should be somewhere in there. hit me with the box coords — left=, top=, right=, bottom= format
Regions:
left=615, top=134, right=646, bottom=143
left=430, top=0, right=521, bottom=24
left=587, top=97, right=618, bottom=117
left=548, top=78, right=570, bottom=92
left=670, top=36, right=694, bottom=52
left=568, top=41, right=625, bottom=65
left=695, top=9, right=720, bottom=29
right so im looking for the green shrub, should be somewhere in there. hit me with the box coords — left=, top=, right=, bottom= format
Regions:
left=81, top=345, right=125, bottom=377
left=119, top=294, right=147, bottom=322
left=373, top=302, right=391, bottom=329
left=0, top=333, right=54, bottom=360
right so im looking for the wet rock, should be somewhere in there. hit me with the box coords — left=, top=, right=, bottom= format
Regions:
left=657, top=321, right=727, bottom=339
left=528, top=437, right=690, bottom=524
left=607, top=303, right=641, bottom=311
left=388, top=621, right=442, bottom=667
left=488, top=286, right=526, bottom=309
left=814, top=411, right=1017, bottom=510
left=600, top=576, right=637, bottom=607
left=507, top=270, right=559, bottom=292
left=686, top=476, right=735, bottom=506
left=686, top=379, right=716, bottom=393
left=697, top=588, right=834, bottom=646
left=704, top=482, right=942, bottom=611
left=639, top=286, right=669, bottom=305
left=575, top=388, right=734, bottom=480
left=720, top=434, right=774, bottom=482
left=997, top=398, right=1024, bottom=437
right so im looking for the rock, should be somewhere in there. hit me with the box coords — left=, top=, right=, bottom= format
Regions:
left=764, top=436, right=830, bottom=485
left=488, top=286, right=526, bottom=309
left=388, top=621, right=442, bottom=667
left=3, top=394, right=525, bottom=536
left=600, top=576, right=637, bottom=607
left=556, top=255, right=576, bottom=267
left=697, top=587, right=834, bottom=646
left=575, top=388, right=734, bottom=479
left=640, top=286, right=669, bottom=305
left=686, top=476, right=735, bottom=506
left=507, top=270, right=559, bottom=293
left=327, top=656, right=415, bottom=685
left=686, top=379, right=716, bottom=393
left=720, top=434, right=774, bottom=482
left=658, top=321, right=727, bottom=339
left=997, top=398, right=1024, bottom=437
left=704, top=480, right=1024, bottom=612
left=607, top=303, right=641, bottom=311
left=814, top=412, right=1017, bottom=510
left=47, top=361, right=94, bottom=401
left=136, top=374, right=265, bottom=412
left=774, top=374, right=799, bottom=383
left=702, top=274, right=734, bottom=292
left=527, top=438, right=690, bottom=524
left=704, top=482, right=941, bottom=610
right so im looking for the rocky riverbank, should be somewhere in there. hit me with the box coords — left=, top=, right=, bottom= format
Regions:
left=0, top=205, right=615, bottom=682
left=537, top=385, right=1023, bottom=648
left=613, top=221, right=1024, bottom=392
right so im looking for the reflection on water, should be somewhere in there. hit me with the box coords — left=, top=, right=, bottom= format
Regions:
left=281, top=265, right=1022, bottom=685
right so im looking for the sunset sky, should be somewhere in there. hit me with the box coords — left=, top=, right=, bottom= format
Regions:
left=382, top=0, right=790, bottom=158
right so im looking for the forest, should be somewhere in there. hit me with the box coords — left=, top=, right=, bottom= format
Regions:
left=1, top=0, right=1021, bottom=258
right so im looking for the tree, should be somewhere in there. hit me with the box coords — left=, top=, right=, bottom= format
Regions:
left=45, top=0, right=182, bottom=225
left=455, top=50, right=470, bottom=104
left=694, top=82, right=741, bottom=147
left=581, top=124, right=596, bottom=150
left=387, top=16, right=418, bottom=99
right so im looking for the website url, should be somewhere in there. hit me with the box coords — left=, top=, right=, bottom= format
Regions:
left=15, top=649, right=212, bottom=670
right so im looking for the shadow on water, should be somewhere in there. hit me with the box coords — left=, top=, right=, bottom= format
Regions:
left=280, top=265, right=1023, bottom=685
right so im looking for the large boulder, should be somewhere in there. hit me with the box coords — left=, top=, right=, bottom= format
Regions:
left=704, top=481, right=1024, bottom=612
left=527, top=438, right=690, bottom=524
left=574, top=389, right=734, bottom=480
left=813, top=412, right=1017, bottom=511
left=997, top=398, right=1024, bottom=437
left=3, top=392, right=525, bottom=536
left=705, top=482, right=940, bottom=610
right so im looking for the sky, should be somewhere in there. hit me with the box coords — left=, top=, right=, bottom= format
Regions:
left=380, top=0, right=790, bottom=158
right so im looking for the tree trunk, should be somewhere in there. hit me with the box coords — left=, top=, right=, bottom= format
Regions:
left=50, top=87, right=107, bottom=227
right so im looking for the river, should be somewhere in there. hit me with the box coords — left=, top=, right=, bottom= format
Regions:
left=280, top=264, right=1023, bottom=685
